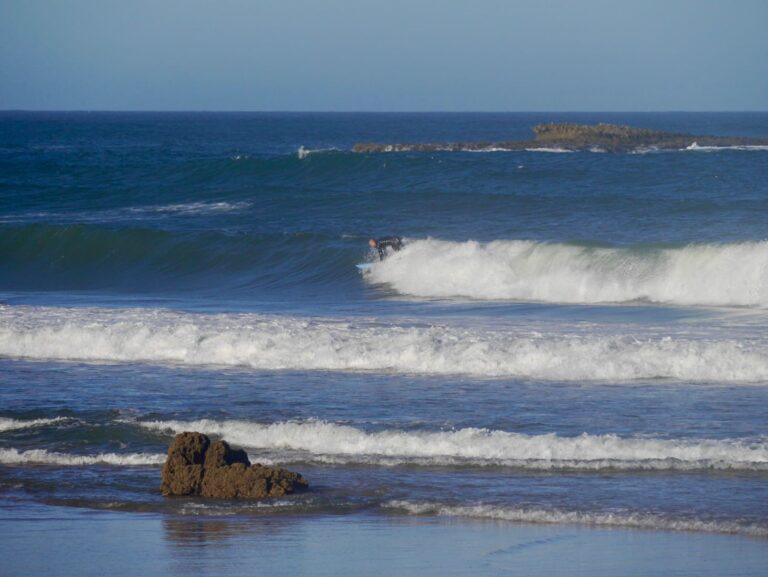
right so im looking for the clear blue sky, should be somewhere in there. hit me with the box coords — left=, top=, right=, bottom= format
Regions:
left=1, top=0, right=766, bottom=111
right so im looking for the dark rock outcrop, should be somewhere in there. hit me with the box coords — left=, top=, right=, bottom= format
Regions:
left=161, top=432, right=308, bottom=498
left=352, top=122, right=768, bottom=154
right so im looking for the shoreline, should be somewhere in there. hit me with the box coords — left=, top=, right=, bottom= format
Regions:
left=2, top=504, right=767, bottom=577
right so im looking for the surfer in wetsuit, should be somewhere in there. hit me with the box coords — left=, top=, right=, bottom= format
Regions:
left=369, top=236, right=403, bottom=260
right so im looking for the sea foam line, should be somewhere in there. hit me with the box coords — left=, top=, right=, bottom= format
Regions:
left=367, top=238, right=768, bottom=307
left=2, top=305, right=767, bottom=382
left=384, top=500, right=768, bottom=538
left=0, top=448, right=166, bottom=466
left=138, top=419, right=768, bottom=472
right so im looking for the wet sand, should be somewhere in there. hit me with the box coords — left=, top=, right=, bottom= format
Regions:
left=2, top=504, right=766, bottom=577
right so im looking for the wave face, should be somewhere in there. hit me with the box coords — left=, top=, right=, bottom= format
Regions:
left=0, top=223, right=359, bottom=294
left=368, top=239, right=768, bottom=307
left=385, top=501, right=768, bottom=538
left=3, top=305, right=768, bottom=382
left=139, top=419, right=768, bottom=471
left=0, top=447, right=165, bottom=466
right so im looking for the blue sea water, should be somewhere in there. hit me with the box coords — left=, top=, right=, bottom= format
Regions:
left=1, top=112, right=768, bottom=574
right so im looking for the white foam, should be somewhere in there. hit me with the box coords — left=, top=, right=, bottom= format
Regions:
left=685, top=142, right=768, bottom=152
left=524, top=147, right=574, bottom=153
left=2, top=305, right=768, bottom=382
left=368, top=238, right=768, bottom=307
left=465, top=147, right=516, bottom=153
left=0, top=417, right=69, bottom=433
left=0, top=447, right=165, bottom=466
left=385, top=501, right=768, bottom=538
left=631, top=146, right=660, bottom=154
left=138, top=419, right=768, bottom=471
left=297, top=146, right=339, bottom=159
left=128, top=201, right=251, bottom=215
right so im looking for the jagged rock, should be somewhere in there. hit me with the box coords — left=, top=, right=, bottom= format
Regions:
left=161, top=432, right=308, bottom=499
left=352, top=123, right=768, bottom=153
left=160, top=431, right=209, bottom=496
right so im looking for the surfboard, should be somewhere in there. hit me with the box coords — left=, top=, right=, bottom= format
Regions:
left=356, top=263, right=374, bottom=272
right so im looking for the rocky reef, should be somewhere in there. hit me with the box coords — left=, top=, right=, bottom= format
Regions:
left=352, top=123, right=768, bottom=153
left=161, top=432, right=308, bottom=499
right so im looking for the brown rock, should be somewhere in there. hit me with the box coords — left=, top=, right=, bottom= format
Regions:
left=352, top=123, right=768, bottom=154
left=160, top=432, right=308, bottom=499
left=160, top=431, right=209, bottom=496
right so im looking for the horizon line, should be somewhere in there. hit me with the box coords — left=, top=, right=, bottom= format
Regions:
left=2, top=109, right=768, bottom=114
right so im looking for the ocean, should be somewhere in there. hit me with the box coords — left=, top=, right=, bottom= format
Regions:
left=1, top=111, right=767, bottom=576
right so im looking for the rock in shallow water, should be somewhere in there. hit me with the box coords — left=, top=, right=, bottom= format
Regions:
left=161, top=432, right=308, bottom=498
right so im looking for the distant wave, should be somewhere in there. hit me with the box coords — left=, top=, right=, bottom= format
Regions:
left=0, top=447, right=165, bottom=466
left=0, top=417, right=69, bottom=433
left=524, top=147, right=574, bottom=153
left=367, top=239, right=768, bottom=307
left=385, top=501, right=768, bottom=538
left=139, top=419, right=768, bottom=472
left=3, top=305, right=768, bottom=382
left=297, top=146, right=341, bottom=159
left=465, top=147, right=577, bottom=153
left=127, top=201, right=251, bottom=215
left=684, top=142, right=768, bottom=152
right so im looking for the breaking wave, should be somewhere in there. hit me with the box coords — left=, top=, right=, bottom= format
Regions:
left=367, top=239, right=768, bottom=307
left=139, top=419, right=768, bottom=472
left=685, top=142, right=768, bottom=152
left=2, top=305, right=768, bottom=382
left=0, top=447, right=165, bottom=466
left=126, top=201, right=252, bottom=215
left=297, top=146, right=341, bottom=159
left=0, top=417, right=69, bottom=433
left=384, top=501, right=768, bottom=538
left=524, top=147, right=574, bottom=153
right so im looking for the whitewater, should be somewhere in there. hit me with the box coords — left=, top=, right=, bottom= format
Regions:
left=366, top=239, right=768, bottom=306
left=2, top=305, right=767, bottom=382
left=138, top=419, right=768, bottom=471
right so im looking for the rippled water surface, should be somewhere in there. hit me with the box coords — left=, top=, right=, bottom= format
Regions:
left=2, top=112, right=768, bottom=575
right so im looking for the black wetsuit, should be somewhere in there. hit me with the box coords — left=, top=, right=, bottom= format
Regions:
left=375, top=236, right=403, bottom=260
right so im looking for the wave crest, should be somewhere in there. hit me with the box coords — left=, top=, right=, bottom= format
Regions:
left=2, top=306, right=768, bottom=382
left=367, top=239, right=768, bottom=307
left=0, top=417, right=69, bottom=433
left=139, top=419, right=768, bottom=471
left=0, top=447, right=165, bottom=466
left=384, top=501, right=768, bottom=537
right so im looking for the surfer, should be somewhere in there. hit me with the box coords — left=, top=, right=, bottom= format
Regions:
left=369, top=236, right=403, bottom=260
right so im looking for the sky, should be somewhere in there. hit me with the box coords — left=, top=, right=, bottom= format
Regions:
left=1, top=0, right=767, bottom=111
